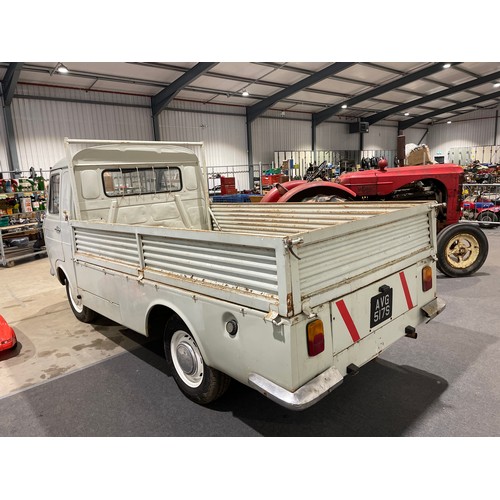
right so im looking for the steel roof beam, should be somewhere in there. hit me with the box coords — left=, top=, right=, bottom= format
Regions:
left=313, top=62, right=459, bottom=127
left=151, top=62, right=218, bottom=116
left=399, top=89, right=500, bottom=129
left=2, top=62, right=23, bottom=105
left=366, top=69, right=500, bottom=125
left=246, top=62, right=356, bottom=123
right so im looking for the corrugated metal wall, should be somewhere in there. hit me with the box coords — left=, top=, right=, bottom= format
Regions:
left=316, top=121, right=359, bottom=150
left=157, top=102, right=249, bottom=189
left=362, top=125, right=398, bottom=151
left=11, top=85, right=153, bottom=175
left=3, top=82, right=499, bottom=182
left=157, top=104, right=247, bottom=167
left=403, top=127, right=430, bottom=146
left=426, top=107, right=499, bottom=160
left=252, top=111, right=312, bottom=164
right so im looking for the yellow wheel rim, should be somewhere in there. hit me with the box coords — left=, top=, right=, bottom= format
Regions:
left=445, top=233, right=480, bottom=269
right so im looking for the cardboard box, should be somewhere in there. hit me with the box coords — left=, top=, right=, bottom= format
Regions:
left=406, top=145, right=432, bottom=166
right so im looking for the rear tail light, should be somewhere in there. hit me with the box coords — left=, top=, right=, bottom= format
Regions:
left=307, top=319, right=324, bottom=356
left=422, top=265, right=433, bottom=292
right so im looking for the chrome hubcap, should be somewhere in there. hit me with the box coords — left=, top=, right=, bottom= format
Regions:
left=171, top=330, right=204, bottom=388
left=176, top=342, right=197, bottom=375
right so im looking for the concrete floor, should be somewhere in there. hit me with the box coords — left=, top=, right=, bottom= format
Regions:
left=0, top=255, right=146, bottom=397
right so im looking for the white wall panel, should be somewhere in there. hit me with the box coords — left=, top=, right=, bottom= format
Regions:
left=316, top=122, right=358, bottom=150
left=6, top=81, right=500, bottom=186
left=157, top=107, right=249, bottom=189
left=252, top=117, right=312, bottom=164
left=158, top=108, right=247, bottom=166
left=12, top=97, right=153, bottom=174
left=403, top=127, right=430, bottom=146
left=362, top=125, right=398, bottom=151
left=426, top=108, right=499, bottom=160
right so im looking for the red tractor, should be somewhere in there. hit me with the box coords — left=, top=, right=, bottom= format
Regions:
left=261, top=162, right=489, bottom=278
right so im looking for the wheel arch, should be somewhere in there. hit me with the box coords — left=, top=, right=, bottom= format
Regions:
left=55, top=262, right=72, bottom=286
left=146, top=302, right=207, bottom=357
left=146, top=303, right=179, bottom=340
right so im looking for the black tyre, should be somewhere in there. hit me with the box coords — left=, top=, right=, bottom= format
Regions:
left=164, top=315, right=230, bottom=405
left=65, top=279, right=96, bottom=323
left=437, top=223, right=489, bottom=277
left=477, top=211, right=498, bottom=229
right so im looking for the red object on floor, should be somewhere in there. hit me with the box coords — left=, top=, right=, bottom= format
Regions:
left=0, top=314, right=17, bottom=352
left=220, top=176, right=237, bottom=195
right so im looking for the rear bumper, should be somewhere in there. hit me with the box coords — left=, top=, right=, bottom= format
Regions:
left=248, top=366, right=343, bottom=411
left=248, top=296, right=446, bottom=411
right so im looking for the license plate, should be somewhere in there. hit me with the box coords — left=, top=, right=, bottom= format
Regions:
left=370, top=285, right=393, bottom=328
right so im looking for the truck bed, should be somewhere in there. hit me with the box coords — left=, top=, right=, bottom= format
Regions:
left=72, top=201, right=437, bottom=318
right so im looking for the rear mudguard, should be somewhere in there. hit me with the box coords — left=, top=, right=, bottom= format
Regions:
left=261, top=180, right=356, bottom=203
left=261, top=180, right=308, bottom=202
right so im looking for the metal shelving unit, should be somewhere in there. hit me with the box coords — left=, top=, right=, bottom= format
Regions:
left=0, top=190, right=46, bottom=267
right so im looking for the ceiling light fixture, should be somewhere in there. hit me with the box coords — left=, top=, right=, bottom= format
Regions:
left=341, top=104, right=348, bottom=109
left=57, top=63, right=69, bottom=74
left=494, top=82, right=500, bottom=88
left=447, top=120, right=452, bottom=124
left=242, top=89, right=249, bottom=97
left=404, top=112, right=410, bottom=116
left=443, top=63, right=451, bottom=69
left=50, top=62, right=70, bottom=76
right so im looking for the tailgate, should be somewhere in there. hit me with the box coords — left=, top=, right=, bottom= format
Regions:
left=295, top=202, right=436, bottom=312
left=330, top=265, right=419, bottom=354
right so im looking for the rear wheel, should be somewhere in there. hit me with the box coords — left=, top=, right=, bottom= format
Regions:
left=477, top=211, right=498, bottom=229
left=163, top=316, right=230, bottom=405
left=437, top=224, right=489, bottom=277
left=65, top=279, right=96, bottom=323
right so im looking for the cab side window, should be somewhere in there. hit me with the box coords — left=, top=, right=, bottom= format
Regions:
left=48, top=173, right=60, bottom=214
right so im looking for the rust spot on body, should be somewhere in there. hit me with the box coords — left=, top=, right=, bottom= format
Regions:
left=287, top=292, right=294, bottom=316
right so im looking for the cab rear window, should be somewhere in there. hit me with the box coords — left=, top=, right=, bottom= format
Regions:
left=102, top=166, right=182, bottom=197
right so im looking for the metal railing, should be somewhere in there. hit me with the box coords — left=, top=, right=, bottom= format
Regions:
left=207, top=163, right=274, bottom=194
left=460, top=183, right=500, bottom=228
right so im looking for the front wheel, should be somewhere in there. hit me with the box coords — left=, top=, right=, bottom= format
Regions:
left=164, top=316, right=230, bottom=405
left=437, top=223, right=489, bottom=277
left=65, top=279, right=96, bottom=323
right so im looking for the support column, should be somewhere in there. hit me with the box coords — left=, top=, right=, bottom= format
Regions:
left=397, top=132, right=405, bottom=167
left=152, top=113, right=160, bottom=141
left=246, top=118, right=254, bottom=188
left=494, top=109, right=498, bottom=146
left=3, top=105, right=21, bottom=177
left=312, top=119, right=317, bottom=163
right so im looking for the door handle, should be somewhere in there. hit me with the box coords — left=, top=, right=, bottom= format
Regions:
left=55, top=226, right=61, bottom=233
